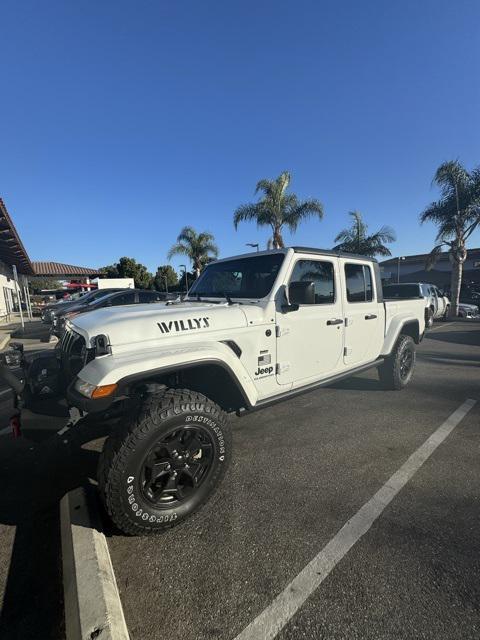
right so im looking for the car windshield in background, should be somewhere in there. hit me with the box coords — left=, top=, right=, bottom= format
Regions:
left=189, top=253, right=285, bottom=299
left=383, top=284, right=420, bottom=298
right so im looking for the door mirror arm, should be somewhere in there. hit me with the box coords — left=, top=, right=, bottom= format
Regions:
left=282, top=302, right=299, bottom=313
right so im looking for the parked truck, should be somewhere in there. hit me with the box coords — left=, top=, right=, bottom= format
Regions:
left=2, top=248, right=426, bottom=535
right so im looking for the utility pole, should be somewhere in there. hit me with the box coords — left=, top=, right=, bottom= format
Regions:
left=179, top=264, right=188, bottom=294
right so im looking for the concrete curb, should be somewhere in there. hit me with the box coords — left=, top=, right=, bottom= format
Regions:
left=60, top=486, right=130, bottom=640
left=0, top=332, right=11, bottom=351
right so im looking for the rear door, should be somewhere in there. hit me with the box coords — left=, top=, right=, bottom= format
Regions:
left=341, top=260, right=383, bottom=366
left=275, top=256, right=344, bottom=385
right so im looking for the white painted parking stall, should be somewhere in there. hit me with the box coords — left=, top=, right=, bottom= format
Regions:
left=234, top=398, right=476, bottom=640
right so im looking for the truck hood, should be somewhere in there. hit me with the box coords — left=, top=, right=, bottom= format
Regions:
left=70, top=301, right=249, bottom=347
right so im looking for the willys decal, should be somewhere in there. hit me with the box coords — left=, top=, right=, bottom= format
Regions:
left=157, top=317, right=210, bottom=334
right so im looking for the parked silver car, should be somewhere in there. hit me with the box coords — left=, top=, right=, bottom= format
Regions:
left=458, top=302, right=479, bottom=319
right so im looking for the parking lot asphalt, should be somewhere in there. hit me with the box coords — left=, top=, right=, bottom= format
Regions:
left=106, top=321, right=480, bottom=640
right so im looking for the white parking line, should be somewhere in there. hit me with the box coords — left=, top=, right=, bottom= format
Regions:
left=428, top=321, right=459, bottom=332
left=234, top=398, right=477, bottom=640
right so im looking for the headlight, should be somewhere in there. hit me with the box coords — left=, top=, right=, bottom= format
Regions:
left=74, top=378, right=118, bottom=399
left=75, top=378, right=96, bottom=398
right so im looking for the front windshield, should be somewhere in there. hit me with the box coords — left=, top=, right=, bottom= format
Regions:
left=189, top=253, right=284, bottom=299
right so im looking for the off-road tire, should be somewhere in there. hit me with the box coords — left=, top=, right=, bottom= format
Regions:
left=426, top=308, right=434, bottom=329
left=98, top=388, right=230, bottom=535
left=378, top=335, right=416, bottom=390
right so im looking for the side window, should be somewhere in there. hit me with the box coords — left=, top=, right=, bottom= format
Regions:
left=289, top=259, right=335, bottom=304
left=110, top=292, right=136, bottom=306
left=345, top=263, right=375, bottom=303
left=139, top=291, right=160, bottom=303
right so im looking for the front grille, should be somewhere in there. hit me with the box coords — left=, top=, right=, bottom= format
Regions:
left=60, top=328, right=92, bottom=381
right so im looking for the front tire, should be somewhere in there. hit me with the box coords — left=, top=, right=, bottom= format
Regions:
left=98, top=389, right=230, bottom=535
left=378, top=335, right=416, bottom=390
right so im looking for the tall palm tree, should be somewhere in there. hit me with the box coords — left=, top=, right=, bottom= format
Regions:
left=233, top=171, right=324, bottom=248
left=168, top=226, right=219, bottom=278
left=420, top=160, right=480, bottom=317
left=333, top=211, right=396, bottom=257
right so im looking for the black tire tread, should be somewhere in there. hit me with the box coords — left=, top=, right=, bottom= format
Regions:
left=378, top=335, right=415, bottom=390
left=98, top=388, right=229, bottom=535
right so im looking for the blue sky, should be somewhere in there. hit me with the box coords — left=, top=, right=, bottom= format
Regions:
left=1, top=0, right=479, bottom=274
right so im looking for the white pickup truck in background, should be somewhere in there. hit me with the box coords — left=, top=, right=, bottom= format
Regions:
left=383, top=282, right=450, bottom=327
left=4, top=247, right=426, bottom=535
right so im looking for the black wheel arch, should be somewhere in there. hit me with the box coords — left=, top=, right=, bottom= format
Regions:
left=117, top=360, right=251, bottom=413
left=386, top=320, right=421, bottom=357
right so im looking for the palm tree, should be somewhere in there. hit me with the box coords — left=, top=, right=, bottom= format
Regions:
left=168, top=226, right=219, bottom=278
left=333, top=211, right=396, bottom=257
left=420, top=160, right=480, bottom=317
left=233, top=171, right=324, bottom=248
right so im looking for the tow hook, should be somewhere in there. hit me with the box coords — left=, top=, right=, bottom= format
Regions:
left=10, top=414, right=21, bottom=438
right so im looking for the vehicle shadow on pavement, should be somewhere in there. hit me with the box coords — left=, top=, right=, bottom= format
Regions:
left=0, top=416, right=110, bottom=640
left=327, top=373, right=386, bottom=392
left=425, top=330, right=480, bottom=347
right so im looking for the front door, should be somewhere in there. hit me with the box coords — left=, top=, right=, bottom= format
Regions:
left=342, top=260, right=383, bottom=366
left=276, top=257, right=344, bottom=385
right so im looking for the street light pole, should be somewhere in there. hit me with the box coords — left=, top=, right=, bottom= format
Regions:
left=246, top=243, right=259, bottom=252
left=397, top=256, right=405, bottom=283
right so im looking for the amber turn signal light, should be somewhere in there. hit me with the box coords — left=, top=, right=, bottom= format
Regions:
left=91, top=383, right=118, bottom=399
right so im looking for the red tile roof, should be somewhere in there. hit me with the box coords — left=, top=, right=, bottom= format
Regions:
left=32, top=261, right=101, bottom=277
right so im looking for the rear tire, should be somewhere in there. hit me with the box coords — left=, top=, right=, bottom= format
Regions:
left=426, top=308, right=434, bottom=329
left=378, top=335, right=416, bottom=390
left=98, top=388, right=230, bottom=535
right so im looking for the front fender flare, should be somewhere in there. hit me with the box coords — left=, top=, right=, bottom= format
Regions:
left=76, top=341, right=258, bottom=407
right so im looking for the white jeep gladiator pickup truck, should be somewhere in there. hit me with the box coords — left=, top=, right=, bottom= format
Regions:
left=3, top=248, right=425, bottom=535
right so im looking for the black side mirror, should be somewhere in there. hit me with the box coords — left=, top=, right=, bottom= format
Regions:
left=287, top=281, right=315, bottom=308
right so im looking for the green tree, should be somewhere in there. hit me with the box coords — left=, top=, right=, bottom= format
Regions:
left=233, top=171, right=324, bottom=248
left=99, top=257, right=153, bottom=289
left=154, top=265, right=178, bottom=292
left=99, top=264, right=119, bottom=278
left=28, top=277, right=61, bottom=293
left=333, top=211, right=396, bottom=257
left=167, top=227, right=219, bottom=278
left=420, top=160, right=480, bottom=317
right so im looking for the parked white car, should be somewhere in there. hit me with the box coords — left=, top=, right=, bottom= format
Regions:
left=383, top=282, right=450, bottom=328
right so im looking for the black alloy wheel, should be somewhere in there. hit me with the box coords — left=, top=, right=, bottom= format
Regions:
left=140, top=426, right=214, bottom=507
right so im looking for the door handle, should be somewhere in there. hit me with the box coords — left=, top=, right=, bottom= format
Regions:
left=365, top=314, right=377, bottom=320
left=326, top=318, right=343, bottom=326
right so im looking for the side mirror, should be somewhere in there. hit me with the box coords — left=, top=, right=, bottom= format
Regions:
left=288, top=281, right=315, bottom=307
